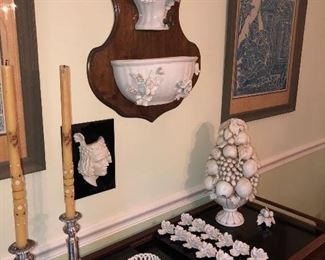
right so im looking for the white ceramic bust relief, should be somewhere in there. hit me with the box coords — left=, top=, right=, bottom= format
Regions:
left=73, top=133, right=112, bottom=187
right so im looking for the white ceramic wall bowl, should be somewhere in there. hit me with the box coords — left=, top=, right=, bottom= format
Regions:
left=111, top=56, right=200, bottom=106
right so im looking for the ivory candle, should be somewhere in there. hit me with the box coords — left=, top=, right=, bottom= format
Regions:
left=59, top=65, right=76, bottom=219
left=60, top=65, right=76, bottom=219
left=2, top=64, right=28, bottom=248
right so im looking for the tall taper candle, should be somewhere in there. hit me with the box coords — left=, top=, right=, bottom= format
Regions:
left=2, top=64, right=28, bottom=248
left=59, top=65, right=76, bottom=219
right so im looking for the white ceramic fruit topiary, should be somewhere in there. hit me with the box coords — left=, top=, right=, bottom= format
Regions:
left=204, top=118, right=260, bottom=227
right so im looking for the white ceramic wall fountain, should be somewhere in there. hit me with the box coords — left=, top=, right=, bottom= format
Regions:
left=88, top=0, right=200, bottom=121
left=204, top=118, right=260, bottom=227
left=111, top=56, right=200, bottom=106
left=133, top=0, right=180, bottom=30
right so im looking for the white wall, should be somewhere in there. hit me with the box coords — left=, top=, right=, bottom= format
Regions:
left=259, top=148, right=325, bottom=221
left=0, top=0, right=324, bottom=258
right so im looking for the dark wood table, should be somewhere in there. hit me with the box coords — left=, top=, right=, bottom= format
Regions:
left=84, top=201, right=325, bottom=260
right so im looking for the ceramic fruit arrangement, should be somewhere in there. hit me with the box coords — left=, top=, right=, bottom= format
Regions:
left=204, top=118, right=260, bottom=227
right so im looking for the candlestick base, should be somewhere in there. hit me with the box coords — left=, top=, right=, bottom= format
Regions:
left=59, top=211, right=82, bottom=260
left=8, top=239, right=36, bottom=260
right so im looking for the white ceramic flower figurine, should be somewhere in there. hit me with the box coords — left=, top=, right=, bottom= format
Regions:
left=189, top=218, right=206, bottom=233
left=216, top=250, right=234, bottom=260
left=170, top=226, right=188, bottom=242
left=201, top=224, right=220, bottom=241
left=157, top=220, right=175, bottom=235
left=204, top=118, right=260, bottom=227
left=178, top=213, right=193, bottom=226
left=230, top=240, right=250, bottom=257
left=196, top=242, right=218, bottom=258
left=183, top=233, right=203, bottom=249
left=248, top=247, right=269, bottom=260
left=216, top=232, right=233, bottom=248
left=257, top=208, right=275, bottom=227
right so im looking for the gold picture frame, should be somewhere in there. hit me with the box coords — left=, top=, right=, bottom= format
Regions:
left=221, top=0, right=307, bottom=122
left=0, top=0, right=45, bottom=179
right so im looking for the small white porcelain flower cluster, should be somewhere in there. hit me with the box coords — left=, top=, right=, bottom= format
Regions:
left=128, top=68, right=164, bottom=106
left=257, top=208, right=275, bottom=227
left=175, top=80, right=193, bottom=100
left=158, top=213, right=269, bottom=260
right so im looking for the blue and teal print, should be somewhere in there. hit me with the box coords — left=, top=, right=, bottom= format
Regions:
left=234, top=0, right=296, bottom=97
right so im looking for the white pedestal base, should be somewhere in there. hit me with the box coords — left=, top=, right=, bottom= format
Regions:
left=216, top=208, right=244, bottom=227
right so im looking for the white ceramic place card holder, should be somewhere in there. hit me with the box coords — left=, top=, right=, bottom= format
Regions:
left=111, top=56, right=200, bottom=106
left=157, top=215, right=269, bottom=259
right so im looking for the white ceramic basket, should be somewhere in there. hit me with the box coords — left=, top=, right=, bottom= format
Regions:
left=111, top=56, right=200, bottom=106
left=133, top=0, right=179, bottom=30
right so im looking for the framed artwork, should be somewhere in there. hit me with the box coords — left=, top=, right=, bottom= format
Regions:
left=0, top=0, right=45, bottom=179
left=221, top=0, right=307, bottom=122
left=71, top=119, right=116, bottom=200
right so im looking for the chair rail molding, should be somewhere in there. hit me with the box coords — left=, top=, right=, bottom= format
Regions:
left=259, top=138, right=325, bottom=174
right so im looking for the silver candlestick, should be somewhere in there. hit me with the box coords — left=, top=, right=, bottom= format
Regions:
left=59, top=211, right=82, bottom=260
left=8, top=239, right=36, bottom=260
